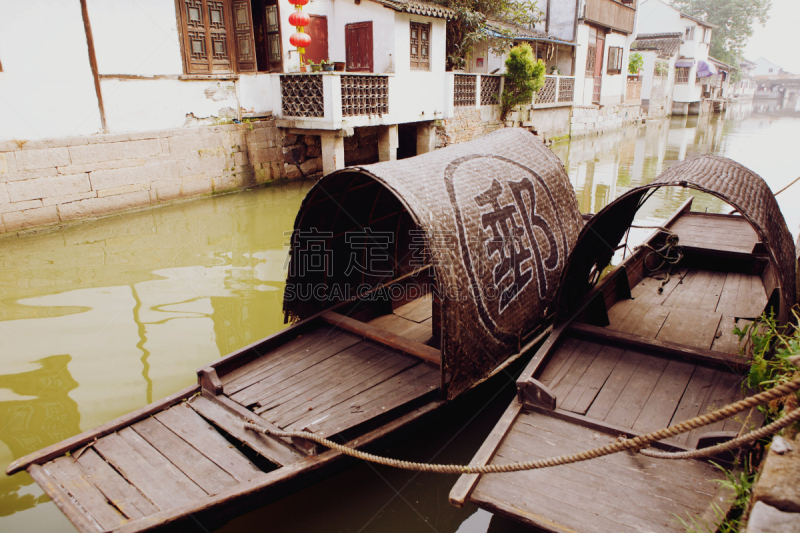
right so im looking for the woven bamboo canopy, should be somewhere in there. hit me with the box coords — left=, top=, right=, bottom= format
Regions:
left=556, top=155, right=797, bottom=324
left=284, top=128, right=584, bottom=397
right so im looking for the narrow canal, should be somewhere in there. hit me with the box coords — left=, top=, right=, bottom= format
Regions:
left=1, top=103, right=798, bottom=532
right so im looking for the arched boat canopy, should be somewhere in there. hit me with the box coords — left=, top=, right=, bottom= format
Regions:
left=284, top=128, right=584, bottom=398
left=556, top=155, right=797, bottom=324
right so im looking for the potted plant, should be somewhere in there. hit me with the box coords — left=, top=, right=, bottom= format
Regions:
left=321, top=59, right=335, bottom=72
left=334, top=61, right=346, bottom=72
left=550, top=65, right=561, bottom=76
left=308, top=60, right=322, bottom=72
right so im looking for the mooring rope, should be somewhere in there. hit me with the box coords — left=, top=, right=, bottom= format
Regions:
left=244, top=377, right=800, bottom=474
left=639, top=406, right=800, bottom=460
left=774, top=175, right=800, bottom=197
left=632, top=226, right=684, bottom=293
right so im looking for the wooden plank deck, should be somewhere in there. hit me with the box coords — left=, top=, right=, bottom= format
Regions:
left=23, top=296, right=442, bottom=532
left=537, top=336, right=763, bottom=442
left=469, top=408, right=730, bottom=533
left=670, top=212, right=760, bottom=254
left=612, top=267, right=767, bottom=354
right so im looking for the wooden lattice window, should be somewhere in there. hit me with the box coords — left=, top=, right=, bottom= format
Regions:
left=586, top=44, right=596, bottom=74
left=178, top=0, right=235, bottom=74
left=410, top=22, right=430, bottom=71
left=607, top=46, right=623, bottom=75
left=676, top=67, right=690, bottom=84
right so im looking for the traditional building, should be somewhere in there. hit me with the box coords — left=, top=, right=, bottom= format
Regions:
left=637, top=0, right=717, bottom=115
left=631, top=32, right=681, bottom=117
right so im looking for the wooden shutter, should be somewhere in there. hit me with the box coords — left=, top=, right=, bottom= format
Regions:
left=345, top=21, right=373, bottom=73
left=179, top=0, right=235, bottom=74
left=304, top=15, right=329, bottom=65
left=410, top=22, right=430, bottom=70
left=233, top=1, right=256, bottom=72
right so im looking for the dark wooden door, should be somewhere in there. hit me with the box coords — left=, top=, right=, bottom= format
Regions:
left=345, top=21, right=373, bottom=72
left=593, top=33, right=604, bottom=104
left=304, top=15, right=329, bottom=64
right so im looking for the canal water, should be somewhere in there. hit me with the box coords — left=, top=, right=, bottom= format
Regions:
left=1, top=103, right=798, bottom=532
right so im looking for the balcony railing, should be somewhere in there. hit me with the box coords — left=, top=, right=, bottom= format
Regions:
left=480, top=75, right=502, bottom=106
left=341, top=75, right=389, bottom=117
left=583, top=0, right=636, bottom=34
left=454, top=74, right=478, bottom=107
left=533, top=76, right=575, bottom=107
left=626, top=80, right=642, bottom=105
left=281, top=74, right=324, bottom=118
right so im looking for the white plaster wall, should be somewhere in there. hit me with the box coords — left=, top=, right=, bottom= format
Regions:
left=640, top=51, right=657, bottom=99
left=88, top=0, right=183, bottom=75
left=599, top=31, right=628, bottom=106
left=383, top=13, right=446, bottom=122
left=0, top=0, right=101, bottom=140
left=573, top=24, right=590, bottom=105
left=101, top=79, right=239, bottom=132
left=239, top=74, right=275, bottom=116
left=753, top=57, right=784, bottom=76
left=322, top=0, right=396, bottom=74
left=637, top=0, right=682, bottom=36
left=547, top=0, right=578, bottom=42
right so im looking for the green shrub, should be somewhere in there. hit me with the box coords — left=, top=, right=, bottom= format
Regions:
left=500, top=44, right=545, bottom=119
left=628, top=52, right=643, bottom=75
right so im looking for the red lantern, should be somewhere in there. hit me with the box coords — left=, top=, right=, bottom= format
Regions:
left=287, top=0, right=309, bottom=5
left=288, top=11, right=310, bottom=27
left=290, top=32, right=312, bottom=48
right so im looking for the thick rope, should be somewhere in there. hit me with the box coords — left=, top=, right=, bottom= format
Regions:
left=639, top=406, right=800, bottom=459
left=244, top=377, right=800, bottom=474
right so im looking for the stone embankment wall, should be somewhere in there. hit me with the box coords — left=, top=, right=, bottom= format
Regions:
left=436, top=108, right=503, bottom=148
left=571, top=103, right=642, bottom=137
left=747, top=434, right=800, bottom=532
left=0, top=119, right=284, bottom=235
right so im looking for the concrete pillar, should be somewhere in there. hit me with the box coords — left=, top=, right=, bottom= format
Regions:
left=416, top=122, right=436, bottom=155
left=687, top=101, right=701, bottom=115
left=378, top=125, right=398, bottom=162
left=320, top=133, right=345, bottom=176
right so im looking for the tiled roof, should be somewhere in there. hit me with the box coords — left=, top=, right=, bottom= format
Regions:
left=486, top=19, right=576, bottom=46
left=371, top=0, right=457, bottom=20
left=632, top=33, right=682, bottom=59
left=679, top=11, right=718, bottom=28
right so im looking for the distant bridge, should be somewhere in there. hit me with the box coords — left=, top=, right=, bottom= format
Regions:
left=752, top=75, right=800, bottom=104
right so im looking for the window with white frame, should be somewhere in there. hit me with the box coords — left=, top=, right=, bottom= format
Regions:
left=676, top=66, right=690, bottom=83
left=685, top=26, right=695, bottom=41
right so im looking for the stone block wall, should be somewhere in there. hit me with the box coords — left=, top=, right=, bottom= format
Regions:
left=747, top=435, right=800, bottom=532
left=570, top=103, right=642, bottom=137
left=282, top=133, right=323, bottom=180
left=344, top=127, right=380, bottom=166
left=0, top=118, right=285, bottom=235
left=436, top=108, right=502, bottom=148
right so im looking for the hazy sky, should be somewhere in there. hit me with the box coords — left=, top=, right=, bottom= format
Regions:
left=744, top=0, right=800, bottom=73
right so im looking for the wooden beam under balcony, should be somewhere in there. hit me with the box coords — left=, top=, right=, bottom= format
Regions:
left=584, top=0, right=636, bottom=34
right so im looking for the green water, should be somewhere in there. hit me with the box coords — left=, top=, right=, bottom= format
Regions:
left=1, top=104, right=798, bottom=532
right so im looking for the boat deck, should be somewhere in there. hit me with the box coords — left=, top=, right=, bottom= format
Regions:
left=471, top=409, right=732, bottom=533
left=25, top=297, right=440, bottom=532
left=453, top=211, right=771, bottom=532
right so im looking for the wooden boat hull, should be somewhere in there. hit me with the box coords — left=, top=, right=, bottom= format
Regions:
left=450, top=197, right=783, bottom=532
left=9, top=286, right=551, bottom=533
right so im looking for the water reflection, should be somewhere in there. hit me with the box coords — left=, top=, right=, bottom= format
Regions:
left=0, top=182, right=311, bottom=532
left=1, top=104, right=798, bottom=532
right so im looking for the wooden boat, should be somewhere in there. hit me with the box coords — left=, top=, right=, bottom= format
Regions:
left=7, top=129, right=586, bottom=532
left=450, top=155, right=798, bottom=532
